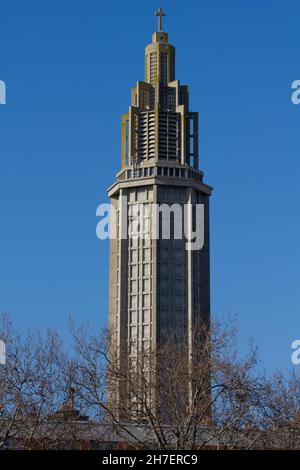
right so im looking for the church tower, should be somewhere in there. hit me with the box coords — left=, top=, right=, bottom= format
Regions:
left=107, top=9, right=212, bottom=413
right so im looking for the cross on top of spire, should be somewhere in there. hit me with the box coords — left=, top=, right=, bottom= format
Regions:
left=155, top=7, right=166, bottom=32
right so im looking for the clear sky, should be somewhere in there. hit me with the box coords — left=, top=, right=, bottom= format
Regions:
left=0, top=0, right=299, bottom=373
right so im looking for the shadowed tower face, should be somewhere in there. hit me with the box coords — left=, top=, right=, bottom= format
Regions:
left=107, top=9, right=212, bottom=415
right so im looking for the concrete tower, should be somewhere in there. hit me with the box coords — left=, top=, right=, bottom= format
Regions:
left=107, top=9, right=212, bottom=412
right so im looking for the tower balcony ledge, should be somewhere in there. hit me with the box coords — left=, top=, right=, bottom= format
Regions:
left=107, top=178, right=213, bottom=199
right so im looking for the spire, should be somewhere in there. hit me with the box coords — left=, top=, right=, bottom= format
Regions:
left=155, top=7, right=166, bottom=32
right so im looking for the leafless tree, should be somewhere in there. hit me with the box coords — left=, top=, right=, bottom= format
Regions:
left=0, top=314, right=93, bottom=449
left=1, top=313, right=300, bottom=450
left=70, top=318, right=283, bottom=450
left=257, top=372, right=300, bottom=449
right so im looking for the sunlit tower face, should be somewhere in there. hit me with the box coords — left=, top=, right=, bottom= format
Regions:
left=107, top=9, right=212, bottom=417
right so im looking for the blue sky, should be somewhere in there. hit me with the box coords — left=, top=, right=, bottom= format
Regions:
left=0, top=0, right=299, bottom=373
